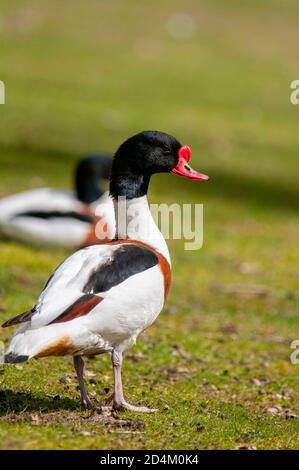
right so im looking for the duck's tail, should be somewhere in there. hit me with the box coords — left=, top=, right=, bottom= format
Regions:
left=4, top=352, right=29, bottom=364
left=4, top=323, right=77, bottom=364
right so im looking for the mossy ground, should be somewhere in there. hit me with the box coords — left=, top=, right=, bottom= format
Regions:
left=0, top=0, right=299, bottom=449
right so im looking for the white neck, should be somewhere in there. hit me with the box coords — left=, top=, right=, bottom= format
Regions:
left=113, top=195, right=171, bottom=264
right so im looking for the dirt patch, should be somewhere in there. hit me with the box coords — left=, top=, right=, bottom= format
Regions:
left=1, top=409, right=145, bottom=431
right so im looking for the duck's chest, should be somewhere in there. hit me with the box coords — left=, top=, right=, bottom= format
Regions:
left=118, top=250, right=171, bottom=328
left=127, top=264, right=168, bottom=327
left=89, top=262, right=171, bottom=338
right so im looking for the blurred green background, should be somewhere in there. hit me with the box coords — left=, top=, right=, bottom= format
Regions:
left=0, top=0, right=298, bottom=450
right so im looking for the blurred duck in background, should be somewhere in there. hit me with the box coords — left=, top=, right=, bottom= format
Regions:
left=0, top=154, right=115, bottom=249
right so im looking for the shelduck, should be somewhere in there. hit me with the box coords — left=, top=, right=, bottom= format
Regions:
left=2, top=131, right=209, bottom=412
left=0, top=154, right=114, bottom=248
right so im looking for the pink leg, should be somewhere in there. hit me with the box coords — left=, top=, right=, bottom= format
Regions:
left=112, top=350, right=158, bottom=413
left=73, top=356, right=102, bottom=411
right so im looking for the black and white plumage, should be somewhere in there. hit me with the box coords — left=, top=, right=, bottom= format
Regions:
left=0, top=154, right=114, bottom=248
left=2, top=131, right=208, bottom=412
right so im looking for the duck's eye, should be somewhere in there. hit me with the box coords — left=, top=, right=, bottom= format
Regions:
left=162, top=146, right=171, bottom=155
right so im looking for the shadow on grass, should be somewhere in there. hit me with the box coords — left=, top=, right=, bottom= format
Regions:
left=157, top=167, right=299, bottom=213
left=0, top=389, right=79, bottom=416
left=203, top=168, right=299, bottom=212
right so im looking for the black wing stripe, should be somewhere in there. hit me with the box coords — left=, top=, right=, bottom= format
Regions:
left=2, top=307, right=36, bottom=328
left=83, top=244, right=158, bottom=293
left=14, top=210, right=93, bottom=223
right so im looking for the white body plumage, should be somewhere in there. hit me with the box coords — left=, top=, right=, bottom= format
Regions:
left=6, top=197, right=169, bottom=360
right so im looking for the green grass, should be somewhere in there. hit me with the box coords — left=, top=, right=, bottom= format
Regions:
left=0, top=0, right=299, bottom=450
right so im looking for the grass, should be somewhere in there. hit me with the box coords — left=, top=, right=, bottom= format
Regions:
left=0, top=0, right=299, bottom=450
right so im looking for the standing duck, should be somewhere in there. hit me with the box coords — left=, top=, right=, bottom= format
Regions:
left=0, top=154, right=114, bottom=248
left=2, top=131, right=209, bottom=412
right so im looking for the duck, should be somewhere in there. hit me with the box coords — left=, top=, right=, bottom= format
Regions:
left=2, top=131, right=209, bottom=412
left=0, top=154, right=115, bottom=248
